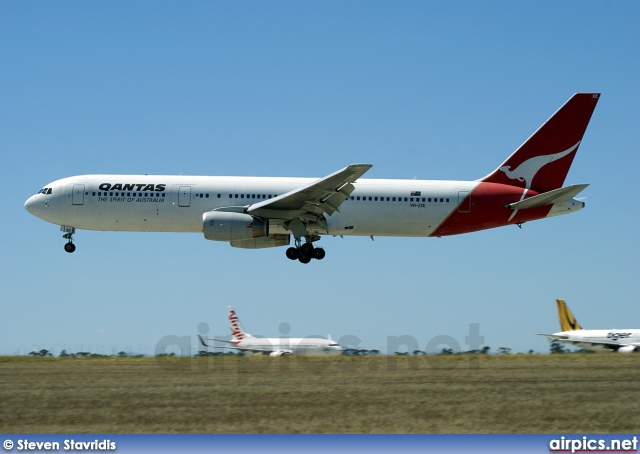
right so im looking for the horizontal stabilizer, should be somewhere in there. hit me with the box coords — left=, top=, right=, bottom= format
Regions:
left=507, top=184, right=589, bottom=210
left=535, top=333, right=568, bottom=339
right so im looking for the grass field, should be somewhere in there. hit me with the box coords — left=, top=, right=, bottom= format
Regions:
left=1, top=354, right=639, bottom=433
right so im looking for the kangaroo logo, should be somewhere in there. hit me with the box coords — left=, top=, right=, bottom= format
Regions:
left=500, top=142, right=580, bottom=189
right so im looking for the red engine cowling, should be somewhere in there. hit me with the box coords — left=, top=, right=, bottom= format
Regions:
left=202, top=211, right=268, bottom=241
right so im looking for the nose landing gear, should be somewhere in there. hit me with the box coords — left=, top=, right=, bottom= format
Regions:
left=286, top=237, right=325, bottom=264
left=61, top=226, right=76, bottom=253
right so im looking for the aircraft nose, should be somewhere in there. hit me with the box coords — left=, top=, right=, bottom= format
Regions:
left=24, top=196, right=36, bottom=214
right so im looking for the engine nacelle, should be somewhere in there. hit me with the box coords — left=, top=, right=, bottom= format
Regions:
left=202, top=211, right=268, bottom=242
left=269, top=351, right=292, bottom=357
left=617, top=345, right=637, bottom=353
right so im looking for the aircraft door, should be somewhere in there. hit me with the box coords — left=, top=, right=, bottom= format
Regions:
left=178, top=186, right=191, bottom=207
left=72, top=184, right=85, bottom=205
left=458, top=191, right=470, bottom=213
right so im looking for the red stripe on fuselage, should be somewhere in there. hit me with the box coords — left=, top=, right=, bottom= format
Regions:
left=430, top=182, right=551, bottom=236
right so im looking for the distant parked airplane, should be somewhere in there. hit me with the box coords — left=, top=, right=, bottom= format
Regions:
left=538, top=299, right=640, bottom=353
left=198, top=306, right=343, bottom=356
left=25, top=93, right=599, bottom=263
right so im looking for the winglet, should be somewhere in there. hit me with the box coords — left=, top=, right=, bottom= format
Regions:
left=197, top=334, right=210, bottom=348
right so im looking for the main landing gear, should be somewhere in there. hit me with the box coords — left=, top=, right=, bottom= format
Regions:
left=286, top=238, right=325, bottom=264
left=62, top=227, right=76, bottom=253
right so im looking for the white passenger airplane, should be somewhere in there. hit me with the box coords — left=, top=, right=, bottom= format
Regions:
left=24, top=93, right=600, bottom=263
left=197, top=306, right=343, bottom=356
left=539, top=299, right=640, bottom=353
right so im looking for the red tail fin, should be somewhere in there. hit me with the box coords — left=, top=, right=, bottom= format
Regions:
left=481, top=93, right=599, bottom=192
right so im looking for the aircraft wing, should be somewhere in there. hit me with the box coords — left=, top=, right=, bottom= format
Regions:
left=245, top=164, right=372, bottom=237
left=507, top=184, right=589, bottom=210
left=197, top=335, right=291, bottom=354
left=198, top=335, right=237, bottom=348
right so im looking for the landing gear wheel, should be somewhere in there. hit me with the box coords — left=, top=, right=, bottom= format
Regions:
left=298, top=254, right=311, bottom=264
left=300, top=242, right=314, bottom=255
left=286, top=247, right=299, bottom=260
left=64, top=242, right=76, bottom=253
left=313, top=247, right=325, bottom=260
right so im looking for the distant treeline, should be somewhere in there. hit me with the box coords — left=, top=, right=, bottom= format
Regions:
left=16, top=341, right=587, bottom=358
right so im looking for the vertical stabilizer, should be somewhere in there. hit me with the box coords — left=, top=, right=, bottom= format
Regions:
left=228, top=306, right=252, bottom=342
left=481, top=93, right=600, bottom=192
left=556, top=299, right=583, bottom=331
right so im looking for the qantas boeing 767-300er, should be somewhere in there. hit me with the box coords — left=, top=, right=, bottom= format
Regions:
left=25, top=93, right=599, bottom=263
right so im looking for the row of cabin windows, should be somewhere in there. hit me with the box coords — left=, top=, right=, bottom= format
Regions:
left=86, top=191, right=448, bottom=203
left=350, top=196, right=449, bottom=203
left=90, top=192, right=166, bottom=198
left=87, top=192, right=279, bottom=199
left=228, top=194, right=278, bottom=199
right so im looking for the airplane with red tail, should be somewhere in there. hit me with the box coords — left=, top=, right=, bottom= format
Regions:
left=198, top=306, right=343, bottom=356
left=25, top=93, right=600, bottom=263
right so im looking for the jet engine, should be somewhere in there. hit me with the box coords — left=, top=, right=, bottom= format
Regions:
left=203, top=211, right=268, bottom=241
left=269, top=351, right=292, bottom=357
left=616, top=345, right=637, bottom=353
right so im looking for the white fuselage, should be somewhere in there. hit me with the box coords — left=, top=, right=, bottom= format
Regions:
left=555, top=329, right=640, bottom=352
left=24, top=174, right=579, bottom=239
left=233, top=337, right=343, bottom=356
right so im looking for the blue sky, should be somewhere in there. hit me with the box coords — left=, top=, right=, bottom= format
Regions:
left=1, top=1, right=639, bottom=355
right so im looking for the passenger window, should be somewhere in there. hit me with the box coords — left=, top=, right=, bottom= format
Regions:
left=374, top=197, right=378, bottom=201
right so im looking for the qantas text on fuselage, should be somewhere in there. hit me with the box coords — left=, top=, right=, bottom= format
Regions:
left=24, top=93, right=600, bottom=263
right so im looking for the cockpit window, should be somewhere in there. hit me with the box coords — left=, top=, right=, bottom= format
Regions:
left=37, top=188, right=53, bottom=195
left=47, top=188, right=52, bottom=194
